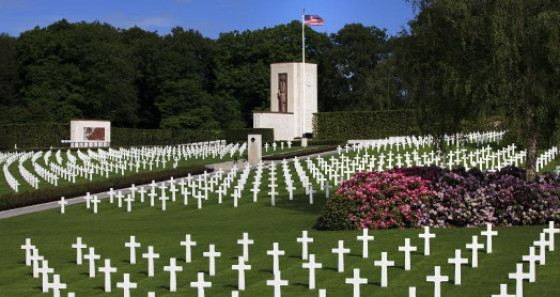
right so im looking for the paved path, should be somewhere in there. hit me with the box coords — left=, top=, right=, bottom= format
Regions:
left=0, top=148, right=338, bottom=220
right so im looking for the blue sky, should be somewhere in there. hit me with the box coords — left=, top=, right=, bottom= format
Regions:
left=0, top=0, right=416, bottom=38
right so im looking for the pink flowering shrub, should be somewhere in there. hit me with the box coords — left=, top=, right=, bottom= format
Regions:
left=316, top=166, right=560, bottom=230
left=316, top=171, right=436, bottom=230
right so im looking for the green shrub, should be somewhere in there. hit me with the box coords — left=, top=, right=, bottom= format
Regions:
left=312, top=109, right=420, bottom=141
left=225, top=128, right=274, bottom=143
left=315, top=196, right=355, bottom=230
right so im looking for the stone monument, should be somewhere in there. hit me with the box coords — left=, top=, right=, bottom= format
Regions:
left=70, top=120, right=111, bottom=148
left=248, top=134, right=262, bottom=166
left=253, top=62, right=318, bottom=140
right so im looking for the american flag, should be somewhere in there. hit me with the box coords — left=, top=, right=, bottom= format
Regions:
left=304, top=15, right=324, bottom=26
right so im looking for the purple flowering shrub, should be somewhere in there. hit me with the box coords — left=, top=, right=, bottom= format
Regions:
left=316, top=166, right=560, bottom=230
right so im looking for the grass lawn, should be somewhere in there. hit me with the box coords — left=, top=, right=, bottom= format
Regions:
left=0, top=187, right=559, bottom=297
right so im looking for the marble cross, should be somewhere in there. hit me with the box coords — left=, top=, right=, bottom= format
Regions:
left=481, top=223, right=498, bottom=253
left=426, top=266, right=449, bottom=297
left=419, top=226, right=436, bottom=256
left=508, top=263, right=530, bottom=297
left=142, top=246, right=160, bottom=277
left=237, top=232, right=254, bottom=262
left=116, top=273, right=137, bottom=297
left=266, top=271, right=288, bottom=297
left=125, top=235, right=141, bottom=264
left=521, top=246, right=539, bottom=282
left=267, top=242, right=285, bottom=275
left=357, top=229, right=374, bottom=258
left=297, top=230, right=314, bottom=260
left=180, top=234, right=197, bottom=263
left=98, top=258, right=117, bottom=293
left=203, top=244, right=222, bottom=276
left=466, top=235, right=484, bottom=268
left=190, top=272, right=212, bottom=297
left=163, top=257, right=183, bottom=292
left=345, top=268, right=367, bottom=297
left=232, top=256, right=251, bottom=291
left=331, top=240, right=350, bottom=273
left=398, top=238, right=417, bottom=271
left=302, top=254, right=323, bottom=289
left=373, top=252, right=395, bottom=288
left=84, top=247, right=101, bottom=278
left=447, top=249, right=468, bottom=285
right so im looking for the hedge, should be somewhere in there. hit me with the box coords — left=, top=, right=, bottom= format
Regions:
left=0, top=164, right=210, bottom=211
left=312, top=109, right=421, bottom=141
left=224, top=128, right=274, bottom=143
left=0, top=123, right=223, bottom=150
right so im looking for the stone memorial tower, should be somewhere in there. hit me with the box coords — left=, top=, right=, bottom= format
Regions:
left=253, top=62, right=318, bottom=140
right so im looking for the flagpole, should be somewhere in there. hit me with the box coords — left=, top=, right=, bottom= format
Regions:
left=301, top=8, right=306, bottom=138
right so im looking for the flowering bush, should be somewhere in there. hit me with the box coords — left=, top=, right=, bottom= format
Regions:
left=316, top=166, right=560, bottom=230
left=316, top=171, right=436, bottom=230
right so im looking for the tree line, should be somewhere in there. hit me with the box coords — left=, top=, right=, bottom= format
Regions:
left=0, top=19, right=402, bottom=130
left=0, top=0, right=559, bottom=180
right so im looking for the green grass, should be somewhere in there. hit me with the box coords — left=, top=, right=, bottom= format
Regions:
left=1, top=183, right=559, bottom=297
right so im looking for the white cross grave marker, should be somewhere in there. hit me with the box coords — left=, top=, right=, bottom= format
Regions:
left=419, top=226, right=436, bottom=256
left=98, top=258, right=117, bottom=293
left=398, top=238, right=417, bottom=271
left=374, top=252, right=395, bottom=287
left=47, top=274, right=67, bottom=297
left=267, top=242, right=285, bottom=275
left=533, top=232, right=549, bottom=265
left=544, top=221, right=560, bottom=251
left=345, top=268, right=367, bottom=297
left=21, top=238, right=35, bottom=266
left=297, top=230, right=314, bottom=260
left=481, top=223, right=498, bottom=253
left=203, top=244, right=222, bottom=276
left=447, top=249, right=468, bottom=285
left=267, top=271, right=288, bottom=297
left=142, top=246, right=160, bottom=277
left=84, top=247, right=101, bottom=278
left=72, top=237, right=87, bottom=265
left=164, top=257, right=183, bottom=292
left=466, top=235, right=484, bottom=268
left=125, top=235, right=141, bottom=264
left=426, top=266, right=449, bottom=297
left=58, top=197, right=68, bottom=214
left=237, top=232, right=254, bottom=262
left=232, top=256, right=251, bottom=291
left=357, top=229, right=374, bottom=258
left=180, top=234, right=197, bottom=263
left=116, top=273, right=137, bottom=297
left=522, top=246, right=538, bottom=282
left=508, top=263, right=531, bottom=297
left=38, top=259, right=54, bottom=293
left=331, top=240, right=350, bottom=273
left=302, top=254, right=323, bottom=289
left=190, top=272, right=212, bottom=297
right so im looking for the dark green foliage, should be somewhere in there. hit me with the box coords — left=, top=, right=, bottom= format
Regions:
left=111, top=128, right=222, bottom=146
left=262, top=145, right=337, bottom=160
left=0, top=164, right=209, bottom=211
left=313, top=109, right=420, bottom=140
left=0, top=123, right=69, bottom=149
left=315, top=196, right=354, bottom=230
left=224, top=128, right=274, bottom=143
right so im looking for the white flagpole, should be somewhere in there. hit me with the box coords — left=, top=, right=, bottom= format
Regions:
left=301, top=8, right=306, bottom=137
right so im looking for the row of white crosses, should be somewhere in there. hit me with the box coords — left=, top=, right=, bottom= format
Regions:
left=20, top=238, right=76, bottom=297
left=21, top=222, right=559, bottom=297
left=536, top=146, right=558, bottom=172
left=264, top=140, right=292, bottom=152
left=493, top=221, right=560, bottom=297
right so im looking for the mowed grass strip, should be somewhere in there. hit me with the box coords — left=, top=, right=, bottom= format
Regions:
left=0, top=187, right=559, bottom=297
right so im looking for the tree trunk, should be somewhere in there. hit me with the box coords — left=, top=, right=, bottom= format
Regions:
left=525, top=106, right=537, bottom=182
